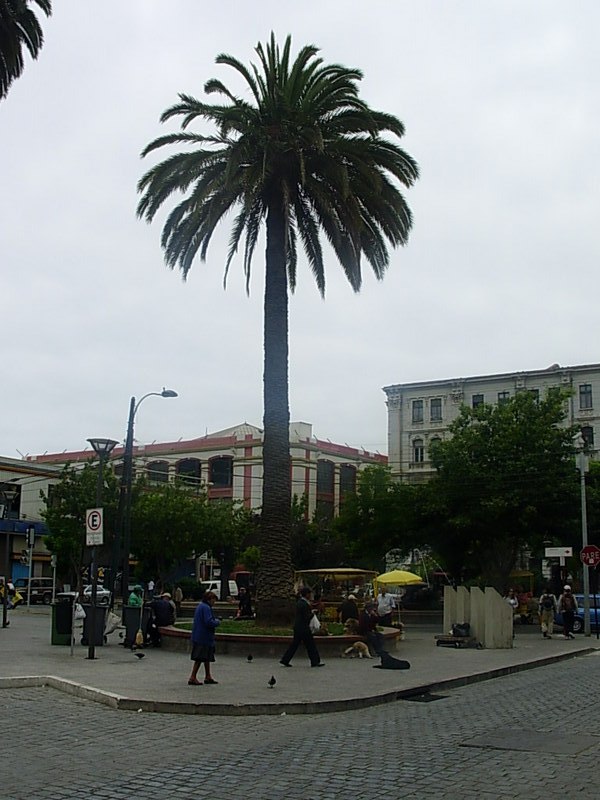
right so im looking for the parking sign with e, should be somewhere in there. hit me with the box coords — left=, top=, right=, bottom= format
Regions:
left=86, top=507, right=104, bottom=546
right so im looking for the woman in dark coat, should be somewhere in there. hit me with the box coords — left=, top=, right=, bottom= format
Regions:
left=279, top=587, right=324, bottom=668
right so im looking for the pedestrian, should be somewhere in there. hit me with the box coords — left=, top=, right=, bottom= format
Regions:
left=188, top=591, right=220, bottom=685
left=538, top=586, right=557, bottom=639
left=162, top=591, right=177, bottom=621
left=236, top=586, right=254, bottom=619
left=128, top=585, right=143, bottom=607
left=279, top=587, right=325, bottom=668
left=358, top=600, right=385, bottom=656
left=147, top=593, right=175, bottom=646
left=174, top=584, right=183, bottom=615
left=557, top=584, right=578, bottom=639
left=504, top=588, right=519, bottom=637
left=337, top=593, right=359, bottom=624
left=147, top=578, right=155, bottom=599
left=376, top=587, right=396, bottom=626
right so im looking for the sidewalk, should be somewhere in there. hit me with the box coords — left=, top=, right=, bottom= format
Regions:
left=1, top=609, right=598, bottom=716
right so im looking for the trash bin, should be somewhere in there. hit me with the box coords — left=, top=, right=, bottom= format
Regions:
left=122, top=604, right=151, bottom=647
left=81, top=604, right=108, bottom=646
left=51, top=592, right=77, bottom=645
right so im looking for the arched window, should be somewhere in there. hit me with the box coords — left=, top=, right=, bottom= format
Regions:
left=147, top=460, right=169, bottom=483
left=429, top=437, right=442, bottom=458
left=176, top=458, right=201, bottom=487
left=412, top=439, right=424, bottom=463
left=209, top=456, right=233, bottom=488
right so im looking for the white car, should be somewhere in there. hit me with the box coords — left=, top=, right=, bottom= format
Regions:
left=82, top=585, right=111, bottom=606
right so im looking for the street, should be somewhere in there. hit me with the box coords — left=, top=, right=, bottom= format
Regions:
left=1, top=650, right=599, bottom=799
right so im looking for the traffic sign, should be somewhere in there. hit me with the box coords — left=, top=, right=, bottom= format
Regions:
left=86, top=507, right=104, bottom=546
left=580, top=544, right=600, bottom=567
left=545, top=546, right=573, bottom=558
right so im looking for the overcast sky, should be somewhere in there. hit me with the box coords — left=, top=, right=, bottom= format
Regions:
left=1, top=1, right=598, bottom=460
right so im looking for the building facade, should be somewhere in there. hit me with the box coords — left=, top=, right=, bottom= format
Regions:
left=383, top=363, right=600, bottom=482
left=30, top=421, right=386, bottom=519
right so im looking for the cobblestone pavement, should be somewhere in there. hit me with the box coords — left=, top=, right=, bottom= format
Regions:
left=2, top=652, right=599, bottom=799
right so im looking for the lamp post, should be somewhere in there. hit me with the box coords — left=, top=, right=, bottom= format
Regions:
left=574, top=433, right=591, bottom=636
left=87, top=437, right=118, bottom=659
left=112, top=389, right=178, bottom=603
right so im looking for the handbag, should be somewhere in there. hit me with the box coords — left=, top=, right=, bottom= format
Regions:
left=309, top=613, right=321, bottom=633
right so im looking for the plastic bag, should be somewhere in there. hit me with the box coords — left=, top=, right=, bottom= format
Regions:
left=74, top=603, right=86, bottom=620
left=309, top=613, right=321, bottom=633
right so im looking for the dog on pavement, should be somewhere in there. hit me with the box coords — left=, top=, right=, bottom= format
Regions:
left=342, top=641, right=372, bottom=659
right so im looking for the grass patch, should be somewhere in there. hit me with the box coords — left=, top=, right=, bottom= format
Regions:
left=175, top=619, right=347, bottom=636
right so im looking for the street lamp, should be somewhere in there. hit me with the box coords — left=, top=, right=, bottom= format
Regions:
left=87, top=437, right=118, bottom=659
left=574, top=433, right=591, bottom=636
left=112, top=388, right=178, bottom=602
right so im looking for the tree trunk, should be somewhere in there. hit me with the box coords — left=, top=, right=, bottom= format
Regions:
left=256, top=200, right=295, bottom=624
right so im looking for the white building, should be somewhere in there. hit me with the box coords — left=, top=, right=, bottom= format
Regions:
left=383, top=363, right=600, bottom=482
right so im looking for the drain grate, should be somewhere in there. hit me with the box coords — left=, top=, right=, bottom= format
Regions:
left=401, top=692, right=447, bottom=703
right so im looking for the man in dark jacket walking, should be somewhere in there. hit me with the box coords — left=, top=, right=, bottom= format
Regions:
left=280, top=587, right=324, bottom=668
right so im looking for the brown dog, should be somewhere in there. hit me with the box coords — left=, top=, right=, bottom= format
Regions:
left=342, top=641, right=372, bottom=659
left=343, top=618, right=360, bottom=635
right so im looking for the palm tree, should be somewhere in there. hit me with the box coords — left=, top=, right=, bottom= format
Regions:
left=137, top=33, right=418, bottom=623
left=0, top=0, right=52, bottom=100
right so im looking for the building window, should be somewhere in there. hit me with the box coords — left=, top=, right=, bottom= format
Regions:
left=528, top=389, right=540, bottom=402
left=147, top=460, right=169, bottom=483
left=209, top=456, right=233, bottom=488
left=317, top=460, right=335, bottom=495
left=339, top=464, right=357, bottom=497
left=412, top=399, right=423, bottom=423
left=176, top=458, right=201, bottom=487
left=581, top=426, right=595, bottom=448
left=497, top=391, right=510, bottom=405
left=580, top=384, right=593, bottom=410
left=472, top=394, right=484, bottom=408
left=430, top=398, right=442, bottom=422
left=412, top=439, right=424, bottom=463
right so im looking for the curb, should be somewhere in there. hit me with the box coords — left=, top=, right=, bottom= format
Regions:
left=1, top=648, right=595, bottom=717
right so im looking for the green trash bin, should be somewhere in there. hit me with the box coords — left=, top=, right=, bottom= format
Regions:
left=52, top=592, right=77, bottom=645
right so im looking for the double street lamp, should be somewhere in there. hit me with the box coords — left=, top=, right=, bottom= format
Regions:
left=111, top=388, right=178, bottom=602
left=87, top=437, right=118, bottom=659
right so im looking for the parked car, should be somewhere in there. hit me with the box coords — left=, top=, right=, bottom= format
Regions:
left=13, top=577, right=54, bottom=605
left=82, top=585, right=111, bottom=606
left=554, top=594, right=600, bottom=633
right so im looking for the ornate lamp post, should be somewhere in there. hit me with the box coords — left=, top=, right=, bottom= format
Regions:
left=87, top=437, right=118, bottom=659
left=111, top=389, right=178, bottom=603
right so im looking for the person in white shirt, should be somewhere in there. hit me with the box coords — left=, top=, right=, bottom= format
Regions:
left=376, top=588, right=396, bottom=626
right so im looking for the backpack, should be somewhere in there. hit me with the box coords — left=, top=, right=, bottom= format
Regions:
left=562, top=594, right=574, bottom=611
left=541, top=595, right=554, bottom=611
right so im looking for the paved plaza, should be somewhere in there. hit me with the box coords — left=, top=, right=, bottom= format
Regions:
left=1, top=609, right=599, bottom=798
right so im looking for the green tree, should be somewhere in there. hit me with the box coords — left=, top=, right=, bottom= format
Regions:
left=41, top=461, right=119, bottom=589
left=0, top=0, right=52, bottom=100
left=137, top=34, right=418, bottom=622
left=130, top=482, right=207, bottom=586
left=130, top=481, right=252, bottom=591
left=426, top=388, right=579, bottom=589
left=334, top=465, right=424, bottom=569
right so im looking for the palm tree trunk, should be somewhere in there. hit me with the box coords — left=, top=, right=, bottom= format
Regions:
left=257, top=200, right=295, bottom=624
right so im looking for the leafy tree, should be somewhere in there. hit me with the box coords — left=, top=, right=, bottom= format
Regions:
left=334, top=465, right=425, bottom=569
left=41, top=461, right=119, bottom=589
left=0, top=0, right=52, bottom=100
left=426, top=388, right=579, bottom=589
left=130, top=481, right=252, bottom=592
left=137, top=34, right=418, bottom=622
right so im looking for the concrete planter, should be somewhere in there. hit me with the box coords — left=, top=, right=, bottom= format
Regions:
left=159, top=625, right=402, bottom=658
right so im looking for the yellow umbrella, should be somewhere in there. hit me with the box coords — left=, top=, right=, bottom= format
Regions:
left=373, top=569, right=425, bottom=593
